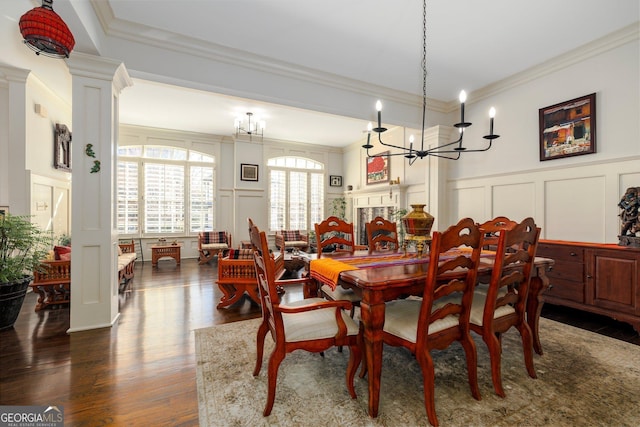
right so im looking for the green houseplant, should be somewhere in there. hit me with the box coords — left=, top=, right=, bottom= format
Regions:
left=0, top=214, right=52, bottom=330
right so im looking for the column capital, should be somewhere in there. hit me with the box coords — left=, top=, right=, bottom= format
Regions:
left=0, top=65, right=31, bottom=85
left=65, top=52, right=132, bottom=94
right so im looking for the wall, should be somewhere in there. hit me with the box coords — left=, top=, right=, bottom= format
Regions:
left=444, top=26, right=640, bottom=243
left=345, top=25, right=640, bottom=244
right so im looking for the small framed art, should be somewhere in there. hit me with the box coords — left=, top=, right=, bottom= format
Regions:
left=539, top=93, right=596, bottom=161
left=54, top=123, right=72, bottom=171
left=240, top=163, right=259, bottom=181
left=329, top=175, right=343, bottom=187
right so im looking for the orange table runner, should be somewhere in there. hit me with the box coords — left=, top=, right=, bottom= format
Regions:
left=309, top=258, right=359, bottom=289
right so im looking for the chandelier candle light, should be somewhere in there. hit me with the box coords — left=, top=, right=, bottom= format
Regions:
left=362, top=0, right=500, bottom=165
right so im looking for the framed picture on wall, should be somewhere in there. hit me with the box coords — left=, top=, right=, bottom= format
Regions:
left=240, top=163, right=259, bottom=181
left=366, top=152, right=390, bottom=185
left=539, top=93, right=596, bottom=161
left=54, top=123, right=72, bottom=171
left=329, top=175, right=342, bottom=187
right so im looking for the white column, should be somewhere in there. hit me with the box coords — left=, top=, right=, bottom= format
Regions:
left=423, top=125, right=456, bottom=231
left=0, top=66, right=31, bottom=215
left=66, top=53, right=132, bottom=332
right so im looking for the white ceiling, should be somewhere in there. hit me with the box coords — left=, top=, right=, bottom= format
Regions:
left=69, top=0, right=639, bottom=147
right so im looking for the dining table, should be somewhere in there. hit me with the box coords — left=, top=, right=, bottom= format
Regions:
left=304, top=249, right=554, bottom=418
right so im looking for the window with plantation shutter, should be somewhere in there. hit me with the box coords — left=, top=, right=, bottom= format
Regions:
left=267, top=156, right=324, bottom=232
left=117, top=145, right=215, bottom=236
left=116, top=161, right=139, bottom=233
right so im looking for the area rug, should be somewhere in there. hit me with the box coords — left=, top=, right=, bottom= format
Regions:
left=195, top=317, right=640, bottom=427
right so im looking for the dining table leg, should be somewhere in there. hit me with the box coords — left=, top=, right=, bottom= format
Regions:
left=528, top=265, right=551, bottom=355
left=359, top=297, right=386, bottom=418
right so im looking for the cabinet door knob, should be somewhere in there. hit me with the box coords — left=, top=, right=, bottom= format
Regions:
left=570, top=252, right=577, bottom=256
left=586, top=274, right=593, bottom=279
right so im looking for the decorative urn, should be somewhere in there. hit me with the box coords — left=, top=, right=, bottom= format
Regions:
left=402, top=204, right=435, bottom=237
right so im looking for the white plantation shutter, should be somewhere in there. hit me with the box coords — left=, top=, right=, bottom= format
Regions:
left=270, top=169, right=286, bottom=231
left=190, top=166, right=214, bottom=232
left=117, top=161, right=139, bottom=233
left=267, top=157, right=324, bottom=232
left=289, top=171, right=307, bottom=230
left=117, top=146, right=215, bottom=235
left=310, top=172, right=324, bottom=226
left=144, top=163, right=185, bottom=233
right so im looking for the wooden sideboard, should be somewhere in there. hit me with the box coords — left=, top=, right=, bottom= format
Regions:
left=537, top=239, right=640, bottom=333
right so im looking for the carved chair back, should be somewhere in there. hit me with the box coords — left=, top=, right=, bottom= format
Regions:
left=314, top=216, right=356, bottom=257
left=366, top=216, right=399, bottom=253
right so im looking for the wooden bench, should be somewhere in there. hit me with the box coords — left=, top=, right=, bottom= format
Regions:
left=216, top=248, right=285, bottom=309
left=29, top=241, right=137, bottom=311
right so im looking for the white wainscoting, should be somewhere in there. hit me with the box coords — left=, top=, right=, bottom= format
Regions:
left=447, top=157, right=639, bottom=244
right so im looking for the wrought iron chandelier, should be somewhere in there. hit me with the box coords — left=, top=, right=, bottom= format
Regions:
left=19, top=0, right=75, bottom=59
left=362, top=0, right=499, bottom=165
left=235, top=112, right=265, bottom=141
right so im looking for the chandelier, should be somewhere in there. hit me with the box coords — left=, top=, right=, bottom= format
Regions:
left=235, top=112, right=265, bottom=141
left=19, top=0, right=75, bottom=59
left=362, top=0, right=499, bottom=165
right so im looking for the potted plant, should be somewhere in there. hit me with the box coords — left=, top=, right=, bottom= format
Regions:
left=57, top=233, right=71, bottom=247
left=330, top=196, right=347, bottom=220
left=391, top=208, right=408, bottom=247
left=0, top=214, right=52, bottom=330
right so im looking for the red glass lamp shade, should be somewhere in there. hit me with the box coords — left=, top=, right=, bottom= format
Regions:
left=19, top=0, right=75, bottom=59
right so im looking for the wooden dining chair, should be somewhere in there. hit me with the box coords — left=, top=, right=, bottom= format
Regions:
left=314, top=216, right=358, bottom=256
left=378, top=217, right=483, bottom=427
left=314, top=216, right=363, bottom=316
left=248, top=218, right=362, bottom=416
left=366, top=216, right=399, bottom=254
left=470, top=217, right=541, bottom=398
left=478, top=216, right=517, bottom=249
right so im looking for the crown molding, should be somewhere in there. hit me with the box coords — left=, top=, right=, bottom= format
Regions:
left=470, top=23, right=639, bottom=104
left=89, top=3, right=420, bottom=109
left=90, top=4, right=638, bottom=114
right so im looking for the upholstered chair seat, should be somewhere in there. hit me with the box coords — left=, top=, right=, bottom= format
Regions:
left=281, top=298, right=359, bottom=342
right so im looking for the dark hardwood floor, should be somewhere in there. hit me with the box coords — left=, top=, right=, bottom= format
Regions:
left=1, top=258, right=638, bottom=425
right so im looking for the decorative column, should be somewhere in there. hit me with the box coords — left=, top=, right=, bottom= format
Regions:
left=423, top=125, right=456, bottom=232
left=65, top=53, right=132, bottom=332
left=0, top=66, right=31, bottom=215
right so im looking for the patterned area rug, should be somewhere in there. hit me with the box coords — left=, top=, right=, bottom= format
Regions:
left=195, top=317, right=640, bottom=427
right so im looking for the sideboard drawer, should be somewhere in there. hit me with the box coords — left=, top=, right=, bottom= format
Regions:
left=537, top=243, right=584, bottom=262
left=546, top=259, right=583, bottom=282
left=545, top=277, right=585, bottom=303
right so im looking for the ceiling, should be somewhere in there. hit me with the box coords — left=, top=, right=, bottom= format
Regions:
left=64, top=0, right=639, bottom=148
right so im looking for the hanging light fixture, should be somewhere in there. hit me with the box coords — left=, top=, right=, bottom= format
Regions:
left=362, top=0, right=499, bottom=165
left=19, top=0, right=75, bottom=59
left=235, top=112, right=265, bottom=141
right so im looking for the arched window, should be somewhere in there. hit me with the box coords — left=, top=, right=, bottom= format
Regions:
left=117, top=146, right=215, bottom=235
left=267, top=156, right=324, bottom=232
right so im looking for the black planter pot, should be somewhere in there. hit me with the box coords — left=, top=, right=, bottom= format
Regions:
left=0, top=275, right=32, bottom=331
